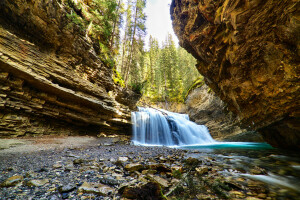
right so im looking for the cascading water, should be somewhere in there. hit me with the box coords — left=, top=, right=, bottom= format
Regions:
left=131, top=107, right=273, bottom=149
left=131, top=107, right=215, bottom=146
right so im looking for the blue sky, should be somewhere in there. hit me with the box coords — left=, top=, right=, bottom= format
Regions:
left=145, top=0, right=179, bottom=47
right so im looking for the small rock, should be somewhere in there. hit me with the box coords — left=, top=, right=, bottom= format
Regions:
left=250, top=167, right=265, bottom=175
left=257, top=193, right=267, bottom=198
left=147, top=174, right=169, bottom=188
left=118, top=157, right=129, bottom=162
left=171, top=165, right=183, bottom=172
left=246, top=197, right=261, bottom=200
left=61, top=192, right=69, bottom=199
left=142, top=169, right=157, bottom=175
left=73, top=158, right=85, bottom=165
left=1, top=175, right=23, bottom=187
left=196, top=194, right=215, bottom=199
left=170, top=178, right=180, bottom=185
left=148, top=163, right=170, bottom=172
left=100, top=177, right=122, bottom=186
left=53, top=163, right=63, bottom=169
left=159, top=156, right=167, bottom=161
left=229, top=191, right=246, bottom=198
left=121, top=181, right=165, bottom=199
left=184, top=157, right=200, bottom=165
left=59, top=183, right=77, bottom=193
left=27, top=179, right=49, bottom=187
left=78, top=182, right=114, bottom=196
left=125, top=163, right=144, bottom=172
left=195, top=166, right=209, bottom=175
left=25, top=171, right=37, bottom=178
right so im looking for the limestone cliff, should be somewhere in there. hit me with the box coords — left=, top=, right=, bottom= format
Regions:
left=0, top=0, right=139, bottom=137
left=185, top=82, right=264, bottom=142
left=186, top=83, right=244, bottom=138
left=171, top=0, right=300, bottom=149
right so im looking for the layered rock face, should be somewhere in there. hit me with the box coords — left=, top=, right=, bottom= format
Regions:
left=186, top=83, right=264, bottom=142
left=186, top=84, right=243, bottom=138
left=171, top=0, right=300, bottom=148
left=0, top=0, right=138, bottom=137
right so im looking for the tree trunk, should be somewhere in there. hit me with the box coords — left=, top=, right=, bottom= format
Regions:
left=124, top=0, right=138, bottom=86
left=110, top=0, right=122, bottom=51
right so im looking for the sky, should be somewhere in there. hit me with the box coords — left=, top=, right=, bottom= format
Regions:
left=144, top=0, right=179, bottom=48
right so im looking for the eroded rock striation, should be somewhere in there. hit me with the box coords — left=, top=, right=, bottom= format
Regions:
left=171, top=0, right=300, bottom=148
left=0, top=0, right=139, bottom=137
left=186, top=82, right=264, bottom=142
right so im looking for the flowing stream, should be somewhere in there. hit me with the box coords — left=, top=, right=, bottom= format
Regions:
left=131, top=107, right=300, bottom=195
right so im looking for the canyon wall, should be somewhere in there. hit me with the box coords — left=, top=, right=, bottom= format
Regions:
left=186, top=84, right=244, bottom=138
left=0, top=0, right=138, bottom=137
left=171, top=0, right=299, bottom=149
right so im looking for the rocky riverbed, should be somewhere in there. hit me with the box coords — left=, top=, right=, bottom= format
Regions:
left=0, top=136, right=300, bottom=200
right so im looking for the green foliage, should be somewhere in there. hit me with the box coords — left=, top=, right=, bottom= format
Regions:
left=130, top=34, right=199, bottom=103
left=65, top=0, right=121, bottom=63
left=185, top=76, right=205, bottom=99
left=65, top=0, right=124, bottom=83
left=129, top=81, right=145, bottom=94
left=66, top=11, right=86, bottom=31
left=172, top=170, right=182, bottom=179
left=113, top=68, right=125, bottom=87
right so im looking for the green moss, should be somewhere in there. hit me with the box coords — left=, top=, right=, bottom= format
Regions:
left=172, top=170, right=182, bottom=179
left=112, top=68, right=125, bottom=87
left=66, top=11, right=86, bottom=31
left=184, top=76, right=205, bottom=99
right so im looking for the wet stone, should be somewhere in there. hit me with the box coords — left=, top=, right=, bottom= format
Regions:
left=53, top=163, right=63, bottom=169
left=99, top=177, right=123, bottom=186
left=78, top=182, right=114, bottom=196
left=59, top=183, right=77, bottom=193
left=1, top=175, right=23, bottom=187
left=147, top=174, right=169, bottom=188
left=26, top=179, right=49, bottom=187
left=195, top=166, right=209, bottom=175
left=73, top=158, right=85, bottom=165
left=120, top=182, right=163, bottom=200
left=125, top=163, right=144, bottom=172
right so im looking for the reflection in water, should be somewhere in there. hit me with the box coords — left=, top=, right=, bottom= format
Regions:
left=131, top=107, right=300, bottom=195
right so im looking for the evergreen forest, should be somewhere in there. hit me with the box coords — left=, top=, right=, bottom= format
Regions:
left=68, top=0, right=200, bottom=103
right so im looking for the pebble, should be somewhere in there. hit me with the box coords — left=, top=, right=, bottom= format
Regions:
left=59, top=183, right=77, bottom=193
left=195, top=166, right=209, bottom=175
left=124, top=163, right=144, bottom=172
left=147, top=174, right=169, bottom=188
left=1, top=137, right=300, bottom=200
left=26, top=179, right=49, bottom=187
left=78, top=182, right=114, bottom=196
left=1, top=175, right=23, bottom=187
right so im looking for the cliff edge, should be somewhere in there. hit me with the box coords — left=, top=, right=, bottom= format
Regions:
left=171, top=0, right=299, bottom=149
left=0, top=0, right=139, bottom=137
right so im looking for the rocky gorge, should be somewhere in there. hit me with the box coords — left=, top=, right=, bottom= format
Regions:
left=0, top=0, right=139, bottom=138
left=171, top=0, right=300, bottom=149
left=1, top=0, right=300, bottom=199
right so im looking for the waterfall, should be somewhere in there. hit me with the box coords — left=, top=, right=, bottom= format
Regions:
left=131, top=107, right=215, bottom=146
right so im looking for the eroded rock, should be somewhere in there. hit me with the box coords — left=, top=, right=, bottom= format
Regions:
left=1, top=175, right=23, bottom=187
left=171, top=0, right=300, bottom=149
left=0, top=0, right=139, bottom=138
left=78, top=182, right=114, bottom=196
left=125, top=163, right=144, bottom=172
